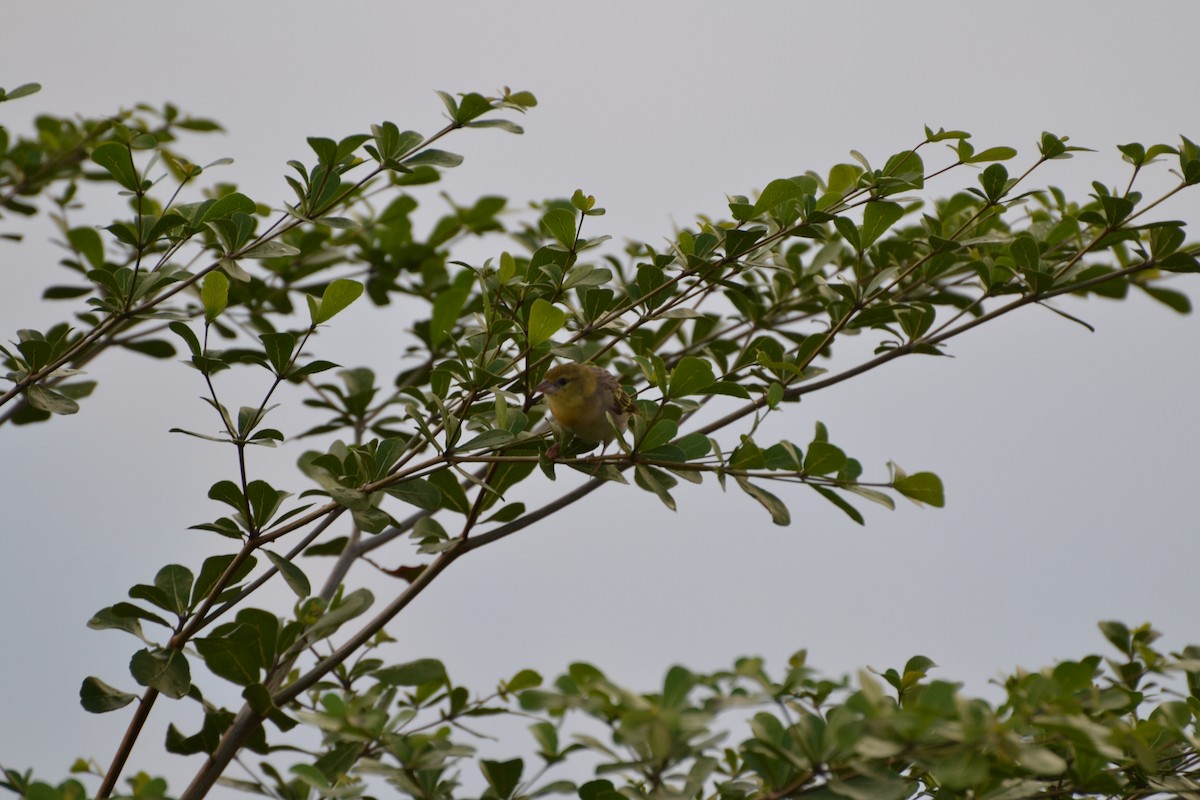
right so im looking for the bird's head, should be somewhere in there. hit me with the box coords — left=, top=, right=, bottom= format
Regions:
left=535, top=363, right=596, bottom=401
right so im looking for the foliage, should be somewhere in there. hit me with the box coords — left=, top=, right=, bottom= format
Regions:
left=1, top=82, right=1197, bottom=799
left=6, top=624, right=1200, bottom=800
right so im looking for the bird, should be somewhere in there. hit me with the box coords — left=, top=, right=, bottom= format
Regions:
left=536, top=362, right=637, bottom=457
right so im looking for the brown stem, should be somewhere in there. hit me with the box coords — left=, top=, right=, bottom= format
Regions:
left=177, top=544, right=462, bottom=800
left=93, top=691, right=158, bottom=799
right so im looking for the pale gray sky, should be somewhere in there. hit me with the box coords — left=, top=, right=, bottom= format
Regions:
left=3, top=1, right=1199, bottom=793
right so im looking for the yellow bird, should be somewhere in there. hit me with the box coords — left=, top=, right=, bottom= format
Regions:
left=536, top=363, right=637, bottom=453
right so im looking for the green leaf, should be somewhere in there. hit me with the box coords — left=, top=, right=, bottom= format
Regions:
left=483, top=503, right=525, bottom=523
left=427, top=468, right=471, bottom=514
left=668, top=356, right=716, bottom=398
left=563, top=264, right=613, bottom=289
left=835, top=216, right=862, bottom=250
left=305, top=588, right=373, bottom=641
left=154, top=564, right=195, bottom=615
left=413, top=517, right=451, bottom=554
left=129, top=647, right=191, bottom=699
left=291, top=359, right=338, bottom=378
left=458, top=428, right=516, bottom=451
left=637, top=419, right=678, bottom=452
left=812, top=485, right=865, bottom=525
left=374, top=658, right=447, bottom=686
left=1010, top=234, right=1040, bottom=273
left=429, top=269, right=474, bottom=348
left=91, top=142, right=140, bottom=192
left=67, top=226, right=105, bottom=269
left=291, top=764, right=331, bottom=791
left=767, top=382, right=783, bottom=408
left=735, top=477, right=790, bottom=526
left=26, top=385, right=80, bottom=415
left=701, top=381, right=751, bottom=399
left=188, top=517, right=242, bottom=538
left=1017, top=746, right=1068, bottom=776
left=328, top=485, right=368, bottom=512
left=763, top=441, right=803, bottom=471
left=528, top=298, right=566, bottom=346
left=481, top=759, right=524, bottom=800
left=203, top=192, right=256, bottom=223
left=88, top=605, right=147, bottom=638
left=245, top=480, right=289, bottom=528
left=1119, top=142, right=1147, bottom=165
left=498, top=251, right=517, bottom=282
left=43, top=285, right=91, bottom=299
left=121, top=339, right=176, bottom=359
left=310, top=742, right=357, bottom=782
left=453, top=92, right=494, bottom=124
left=352, top=504, right=390, bottom=534
left=264, top=550, right=311, bottom=598
left=979, top=163, right=1009, bottom=201
left=383, top=478, right=441, bottom=510
left=894, top=471, right=945, bottom=507
left=860, top=201, right=904, bottom=249
left=964, top=146, right=1018, bottom=163
left=260, top=331, right=297, bottom=376
left=310, top=278, right=364, bottom=324
left=752, top=178, right=806, bottom=216
left=201, top=270, right=229, bottom=322
left=370, top=122, right=423, bottom=163
left=1098, top=620, right=1132, bottom=654
left=723, top=227, right=765, bottom=257
left=804, top=441, right=847, bottom=475
left=219, top=257, right=251, bottom=282
left=307, top=136, right=337, bottom=165
left=1141, top=284, right=1191, bottom=314
left=578, top=780, right=617, bottom=800
left=241, top=683, right=276, bottom=718
left=662, top=665, right=696, bottom=710
left=192, top=554, right=256, bottom=606
left=1148, top=223, right=1186, bottom=259
left=506, top=90, right=538, bottom=108
left=925, top=125, right=970, bottom=142
left=304, top=537, right=348, bottom=557
left=80, top=676, right=137, bottom=713
left=730, top=436, right=766, bottom=470
left=1, top=82, right=41, bottom=101
left=403, top=149, right=463, bottom=168
left=146, top=212, right=186, bottom=242
left=844, top=485, right=895, bottom=510
left=505, top=669, right=542, bottom=692
left=829, top=774, right=908, bottom=800
left=571, top=188, right=596, bottom=212
left=196, top=609, right=279, bottom=686
left=241, top=240, right=300, bottom=259
left=1160, top=251, right=1200, bottom=273
left=666, top=434, right=707, bottom=462
left=827, top=163, right=863, bottom=194
left=880, top=150, right=925, bottom=192
left=208, top=480, right=246, bottom=513
left=635, top=464, right=677, bottom=511
left=542, top=208, right=577, bottom=249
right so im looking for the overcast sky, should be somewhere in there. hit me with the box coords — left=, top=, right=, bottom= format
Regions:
left=3, top=1, right=1199, bottom=793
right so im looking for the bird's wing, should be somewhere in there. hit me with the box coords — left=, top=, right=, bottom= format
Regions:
left=583, top=365, right=637, bottom=417
left=615, top=385, right=637, bottom=415
left=592, top=367, right=637, bottom=415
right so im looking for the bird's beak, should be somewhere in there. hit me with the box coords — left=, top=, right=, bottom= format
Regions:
left=534, top=379, right=554, bottom=395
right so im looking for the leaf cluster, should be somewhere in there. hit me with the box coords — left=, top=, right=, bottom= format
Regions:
left=1, top=88, right=1197, bottom=800
left=10, top=623, right=1199, bottom=800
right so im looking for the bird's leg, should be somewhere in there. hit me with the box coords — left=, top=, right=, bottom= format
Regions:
left=584, top=441, right=610, bottom=462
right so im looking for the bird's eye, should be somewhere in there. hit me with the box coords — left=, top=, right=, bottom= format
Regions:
left=556, top=377, right=569, bottom=386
